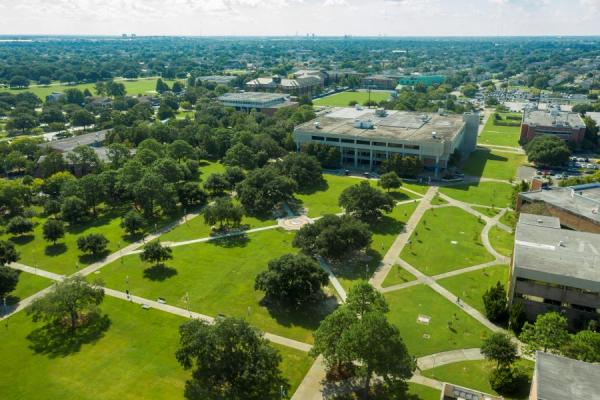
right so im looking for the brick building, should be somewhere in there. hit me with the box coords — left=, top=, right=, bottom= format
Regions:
left=520, top=109, right=586, bottom=146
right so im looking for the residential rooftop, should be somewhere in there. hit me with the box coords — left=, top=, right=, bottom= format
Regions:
left=514, top=213, right=600, bottom=290
left=533, top=351, right=600, bottom=400
left=295, top=107, right=467, bottom=142
left=523, top=109, right=585, bottom=129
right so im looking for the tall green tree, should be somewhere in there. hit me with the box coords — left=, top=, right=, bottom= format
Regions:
left=482, top=281, right=508, bottom=322
left=277, top=152, right=323, bottom=189
left=561, top=330, right=600, bottom=362
left=6, top=216, right=34, bottom=237
left=481, top=333, right=518, bottom=368
left=378, top=172, right=402, bottom=192
left=42, top=219, right=65, bottom=244
left=0, top=266, right=19, bottom=299
left=139, top=241, right=173, bottom=267
left=339, top=181, right=395, bottom=221
left=236, top=166, right=297, bottom=215
left=520, top=312, right=570, bottom=354
left=203, top=197, right=243, bottom=229
left=524, top=136, right=571, bottom=166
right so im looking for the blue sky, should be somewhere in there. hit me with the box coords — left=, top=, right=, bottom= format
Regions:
left=0, top=0, right=598, bottom=36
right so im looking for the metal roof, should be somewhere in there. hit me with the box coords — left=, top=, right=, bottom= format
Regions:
left=534, top=352, right=600, bottom=400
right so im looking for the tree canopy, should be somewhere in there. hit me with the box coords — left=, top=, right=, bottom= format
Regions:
left=339, top=181, right=395, bottom=221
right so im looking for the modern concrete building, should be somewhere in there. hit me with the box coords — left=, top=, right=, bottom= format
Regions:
left=217, top=92, right=297, bottom=115
left=529, top=352, right=600, bottom=400
left=440, top=383, right=502, bottom=400
left=246, top=74, right=323, bottom=96
left=520, top=108, right=586, bottom=146
left=518, top=183, right=600, bottom=234
left=509, top=213, right=600, bottom=326
left=293, top=107, right=479, bottom=176
left=362, top=75, right=398, bottom=90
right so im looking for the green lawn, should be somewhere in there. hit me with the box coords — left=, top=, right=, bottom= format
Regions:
left=331, top=202, right=417, bottom=292
left=407, top=383, right=441, bottom=400
left=0, top=208, right=158, bottom=275
left=472, top=205, right=499, bottom=218
left=385, top=285, right=491, bottom=357
left=6, top=269, right=53, bottom=305
left=0, top=296, right=312, bottom=400
left=478, top=114, right=522, bottom=147
left=489, top=226, right=514, bottom=257
left=100, top=229, right=332, bottom=343
left=400, top=207, right=494, bottom=276
left=313, top=91, right=391, bottom=107
left=500, top=210, right=518, bottom=228
left=463, top=148, right=526, bottom=181
left=440, top=182, right=514, bottom=208
left=437, top=265, right=509, bottom=315
left=0, top=78, right=178, bottom=101
left=401, top=182, right=430, bottom=195
left=198, top=160, right=227, bottom=179
left=382, top=264, right=417, bottom=288
left=422, top=359, right=534, bottom=400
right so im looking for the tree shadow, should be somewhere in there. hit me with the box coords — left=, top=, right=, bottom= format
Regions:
left=26, top=313, right=111, bottom=358
left=296, top=178, right=329, bottom=195
left=389, top=191, right=411, bottom=202
left=261, top=295, right=337, bottom=332
left=9, top=234, right=35, bottom=245
left=66, top=212, right=115, bottom=235
left=329, top=249, right=383, bottom=284
left=78, top=249, right=111, bottom=265
left=210, top=234, right=249, bottom=248
left=370, top=215, right=406, bottom=237
left=463, top=148, right=508, bottom=178
left=44, top=243, right=67, bottom=256
left=143, top=264, right=178, bottom=281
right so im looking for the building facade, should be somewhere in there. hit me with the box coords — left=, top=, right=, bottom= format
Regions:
left=246, top=74, right=323, bottom=97
left=293, top=107, right=479, bottom=176
left=217, top=92, right=297, bottom=115
left=509, top=213, right=600, bottom=327
left=520, top=108, right=586, bottom=146
left=361, top=75, right=398, bottom=90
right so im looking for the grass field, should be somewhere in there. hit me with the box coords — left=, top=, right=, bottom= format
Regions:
left=478, top=113, right=522, bottom=147
left=100, top=229, right=331, bottom=343
left=463, top=148, right=526, bottom=181
left=500, top=210, right=518, bottom=228
left=0, top=296, right=312, bottom=400
left=0, top=77, right=178, bottom=101
left=422, top=359, right=534, bottom=400
left=385, top=285, right=491, bottom=357
left=407, top=383, right=441, bottom=400
left=313, top=91, right=392, bottom=107
left=472, top=205, right=500, bottom=217
left=6, top=270, right=52, bottom=305
left=489, top=226, right=514, bottom=257
left=400, top=207, right=494, bottom=276
left=381, top=264, right=417, bottom=288
left=438, top=265, right=509, bottom=315
left=439, top=182, right=514, bottom=208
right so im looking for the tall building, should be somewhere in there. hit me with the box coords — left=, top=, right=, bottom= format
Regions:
left=509, top=213, right=600, bottom=326
left=520, top=108, right=586, bottom=146
left=293, top=107, right=479, bottom=176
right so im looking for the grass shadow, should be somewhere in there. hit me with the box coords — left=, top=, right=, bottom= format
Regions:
left=261, top=295, right=336, bottom=331
left=389, top=191, right=411, bottom=202
left=143, top=264, right=178, bottom=281
left=78, top=249, right=111, bottom=265
left=27, top=313, right=111, bottom=358
left=329, top=248, right=383, bottom=283
left=296, top=177, right=329, bottom=196
left=462, top=148, right=508, bottom=178
left=210, top=234, right=250, bottom=248
left=370, top=215, right=406, bottom=236
left=44, top=243, right=67, bottom=257
left=9, top=234, right=35, bottom=245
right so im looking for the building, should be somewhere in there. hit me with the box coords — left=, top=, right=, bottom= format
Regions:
left=440, top=383, right=502, bottom=400
left=398, top=74, right=445, bottom=87
left=362, top=75, right=398, bottom=90
left=197, top=75, right=237, bottom=86
left=293, top=107, right=479, bottom=176
left=217, top=92, right=298, bottom=115
left=45, top=92, right=65, bottom=102
left=529, top=352, right=600, bottom=400
left=509, top=213, right=600, bottom=326
left=246, top=74, right=323, bottom=97
left=520, top=108, right=586, bottom=146
left=518, top=183, right=600, bottom=234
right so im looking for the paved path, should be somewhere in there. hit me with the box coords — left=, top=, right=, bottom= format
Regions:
left=416, top=348, right=483, bottom=371
left=370, top=186, right=438, bottom=288
left=291, top=356, right=327, bottom=400
left=437, top=192, right=512, bottom=233
left=318, top=258, right=347, bottom=302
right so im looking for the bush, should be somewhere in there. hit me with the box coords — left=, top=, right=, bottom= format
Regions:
left=489, top=366, right=527, bottom=396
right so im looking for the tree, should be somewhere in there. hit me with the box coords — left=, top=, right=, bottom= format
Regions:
left=255, top=254, right=328, bottom=307
left=27, top=276, right=104, bottom=330
left=203, top=173, right=229, bottom=197
left=7, top=112, right=37, bottom=134
left=168, top=140, right=195, bottom=161
left=378, top=172, right=402, bottom=192
left=223, top=166, right=245, bottom=188
left=178, top=182, right=207, bottom=209
left=61, top=195, right=88, bottom=224
left=277, top=153, right=323, bottom=189
left=223, top=143, right=258, bottom=170
left=66, top=145, right=102, bottom=175
left=6, top=216, right=34, bottom=236
left=0, top=240, right=19, bottom=267
left=301, top=142, right=341, bottom=169
left=380, top=155, right=423, bottom=178
left=157, top=104, right=175, bottom=120
left=482, top=281, right=508, bottom=322
left=106, top=81, right=126, bottom=97
left=203, top=197, right=243, bottom=230
left=76, top=233, right=109, bottom=256
left=38, top=151, right=66, bottom=178
left=139, top=241, right=173, bottom=267
left=121, top=211, right=145, bottom=236
left=236, top=167, right=297, bottom=215
left=339, top=181, right=395, bottom=221
left=71, top=110, right=95, bottom=130
left=78, top=173, right=105, bottom=215
left=561, top=330, right=600, bottom=362
left=524, top=136, right=571, bottom=166
left=9, top=75, right=29, bottom=88
left=42, top=219, right=65, bottom=244
left=107, top=143, right=131, bottom=169
left=176, top=317, right=289, bottom=400
left=520, top=312, right=570, bottom=354
left=345, top=281, right=389, bottom=318
left=0, top=266, right=19, bottom=299
left=64, top=88, right=85, bottom=105
left=42, top=171, right=76, bottom=198
left=481, top=333, right=518, bottom=368
left=293, top=214, right=372, bottom=260
left=172, top=81, right=184, bottom=94
left=155, top=78, right=170, bottom=94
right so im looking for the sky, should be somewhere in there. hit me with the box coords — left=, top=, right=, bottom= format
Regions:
left=0, top=0, right=598, bottom=37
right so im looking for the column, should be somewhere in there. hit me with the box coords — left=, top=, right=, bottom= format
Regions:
left=354, top=148, right=358, bottom=168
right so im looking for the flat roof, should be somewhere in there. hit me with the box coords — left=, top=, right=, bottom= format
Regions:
left=535, top=352, right=600, bottom=400
left=218, top=92, right=289, bottom=103
left=514, top=214, right=600, bottom=287
left=523, top=109, right=585, bottom=129
left=39, top=130, right=108, bottom=152
left=295, top=107, right=467, bottom=142
left=518, top=213, right=561, bottom=229
left=520, top=186, right=600, bottom=225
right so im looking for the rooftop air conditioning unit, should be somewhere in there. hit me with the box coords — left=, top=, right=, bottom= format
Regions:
left=432, top=131, right=437, bottom=139
left=314, top=122, right=321, bottom=129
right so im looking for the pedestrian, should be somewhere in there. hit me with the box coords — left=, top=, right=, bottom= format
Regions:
left=456, top=296, right=460, bottom=305
left=126, top=289, right=130, bottom=299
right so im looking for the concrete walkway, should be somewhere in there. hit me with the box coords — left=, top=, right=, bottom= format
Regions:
left=370, top=186, right=438, bottom=288
left=318, top=258, right=347, bottom=302
left=416, top=348, right=483, bottom=370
